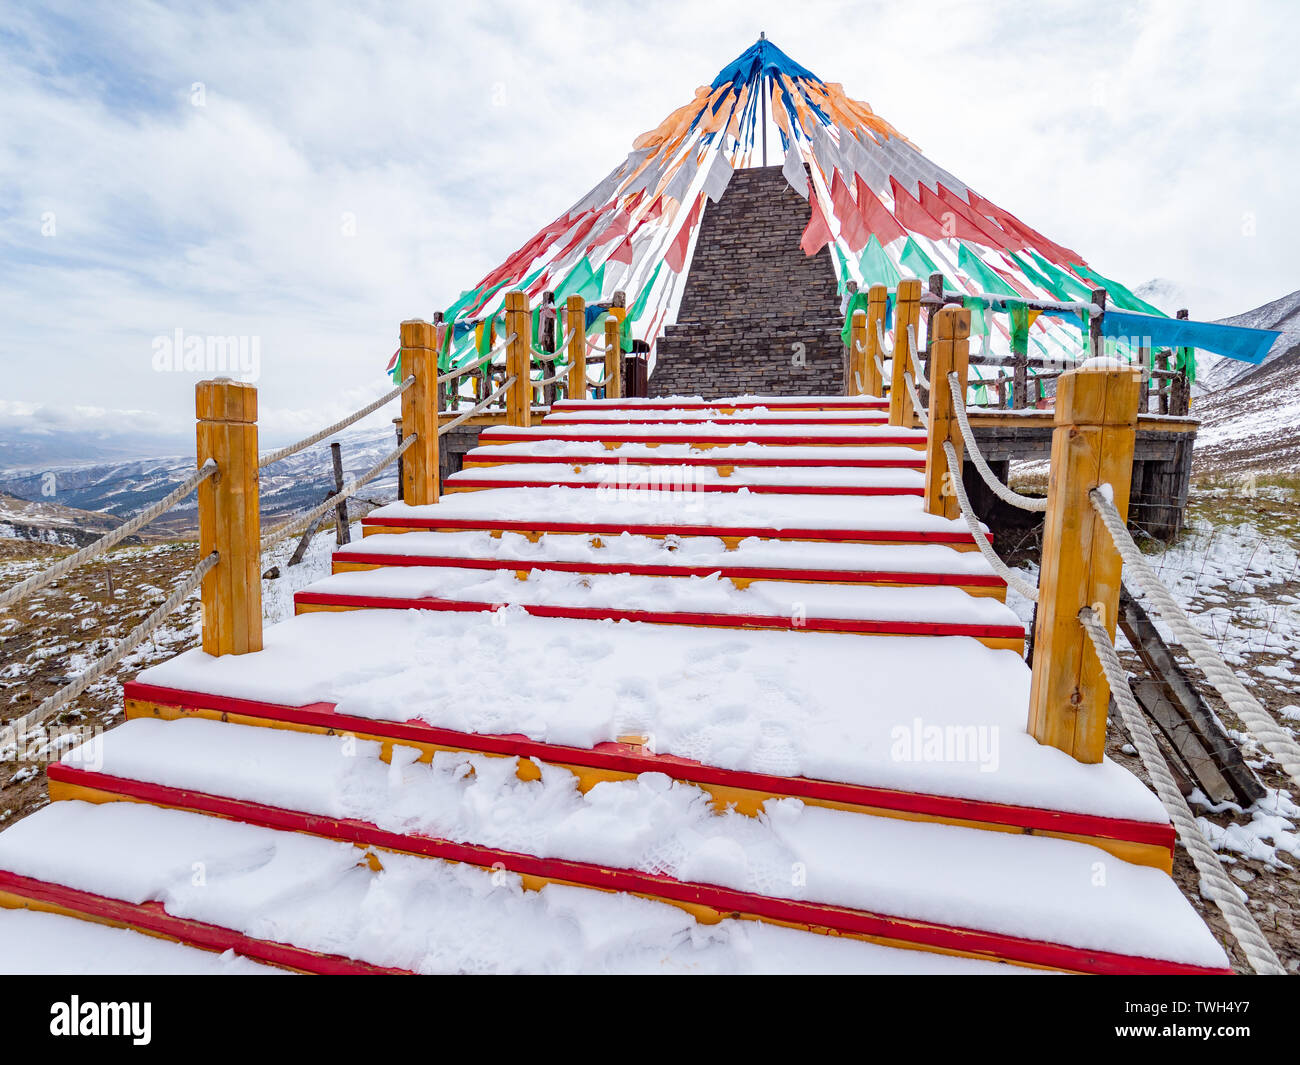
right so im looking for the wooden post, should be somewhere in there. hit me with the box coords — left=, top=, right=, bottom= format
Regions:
left=1137, top=342, right=1151, bottom=414
left=1011, top=306, right=1029, bottom=409
left=863, top=285, right=887, bottom=396
left=921, top=272, right=944, bottom=408
left=331, top=441, right=350, bottom=545
left=399, top=319, right=439, bottom=506
left=1088, top=287, right=1107, bottom=361
left=922, top=307, right=970, bottom=519
left=504, top=290, right=531, bottom=427
left=890, top=279, right=922, bottom=425
left=431, top=311, right=448, bottom=409
left=540, top=291, right=558, bottom=408
left=1027, top=362, right=1142, bottom=763
left=841, top=280, right=857, bottom=393
left=848, top=310, right=868, bottom=394
left=604, top=313, right=623, bottom=399
left=566, top=295, right=587, bottom=400
left=195, top=378, right=262, bottom=657
left=1174, top=308, right=1190, bottom=415
left=392, top=417, right=404, bottom=501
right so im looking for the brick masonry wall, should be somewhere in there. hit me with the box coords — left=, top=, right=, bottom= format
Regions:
left=650, top=165, right=846, bottom=398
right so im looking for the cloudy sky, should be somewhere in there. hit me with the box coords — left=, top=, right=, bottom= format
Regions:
left=1, top=0, right=1295, bottom=449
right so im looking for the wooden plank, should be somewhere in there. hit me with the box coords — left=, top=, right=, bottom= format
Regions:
left=1119, top=588, right=1265, bottom=806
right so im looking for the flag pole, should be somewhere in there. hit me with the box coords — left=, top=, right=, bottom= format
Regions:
left=759, top=32, right=768, bottom=166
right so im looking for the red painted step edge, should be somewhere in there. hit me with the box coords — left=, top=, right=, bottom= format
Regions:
left=444, top=477, right=924, bottom=497
left=550, top=400, right=890, bottom=412
left=543, top=415, right=887, bottom=426
left=121, top=682, right=1175, bottom=853
left=478, top=430, right=923, bottom=446
left=0, top=869, right=405, bottom=975
left=45, top=765, right=1222, bottom=975
left=331, top=552, right=1007, bottom=589
left=291, top=590, right=1028, bottom=641
left=466, top=451, right=926, bottom=469
left=363, top=516, right=976, bottom=545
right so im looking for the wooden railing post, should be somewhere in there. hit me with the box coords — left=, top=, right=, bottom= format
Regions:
left=604, top=313, right=622, bottom=399
left=849, top=310, right=868, bottom=394
left=566, top=295, right=586, bottom=400
left=1028, top=362, right=1142, bottom=763
left=920, top=271, right=944, bottom=408
left=1174, top=308, right=1191, bottom=415
left=399, top=319, right=439, bottom=506
left=890, top=279, right=922, bottom=425
left=504, top=290, right=532, bottom=427
left=196, top=378, right=262, bottom=657
left=922, top=307, right=970, bottom=518
left=862, top=285, right=887, bottom=396
left=540, top=291, right=558, bottom=409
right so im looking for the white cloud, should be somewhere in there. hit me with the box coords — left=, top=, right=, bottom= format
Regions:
left=0, top=0, right=1296, bottom=447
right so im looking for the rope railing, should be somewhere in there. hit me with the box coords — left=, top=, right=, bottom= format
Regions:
left=907, top=328, right=929, bottom=391
left=903, top=372, right=928, bottom=430
left=531, top=370, right=567, bottom=388
left=0, top=552, right=218, bottom=752
left=1090, top=488, right=1300, bottom=788
left=437, top=348, right=498, bottom=385
left=942, top=439, right=1038, bottom=601
left=258, top=376, right=414, bottom=470
left=438, top=376, right=516, bottom=436
left=0, top=459, right=218, bottom=613
left=947, top=371, right=1048, bottom=513
left=260, top=435, right=416, bottom=551
left=1079, top=607, right=1285, bottom=975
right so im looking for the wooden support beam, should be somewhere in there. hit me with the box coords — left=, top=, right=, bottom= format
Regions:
left=922, top=307, right=970, bottom=518
left=331, top=441, right=350, bottom=545
left=399, top=319, right=439, bottom=506
left=1088, top=287, right=1107, bottom=361
left=504, top=290, right=531, bottom=427
left=604, top=312, right=623, bottom=399
left=566, top=295, right=587, bottom=400
left=921, top=272, right=944, bottom=408
left=540, top=291, right=557, bottom=409
left=890, top=279, right=922, bottom=426
left=195, top=378, right=262, bottom=656
left=863, top=285, right=888, bottom=397
left=1027, top=362, right=1142, bottom=764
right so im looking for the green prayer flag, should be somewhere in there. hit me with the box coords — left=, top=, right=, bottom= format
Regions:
left=858, top=236, right=901, bottom=289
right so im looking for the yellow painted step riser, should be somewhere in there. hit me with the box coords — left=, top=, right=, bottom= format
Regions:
left=359, top=524, right=983, bottom=553
left=43, top=778, right=1068, bottom=974
left=478, top=438, right=926, bottom=452
left=122, top=699, right=1167, bottom=872
left=329, top=560, right=1008, bottom=602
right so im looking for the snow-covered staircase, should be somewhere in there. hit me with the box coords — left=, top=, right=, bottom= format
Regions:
left=0, top=396, right=1231, bottom=974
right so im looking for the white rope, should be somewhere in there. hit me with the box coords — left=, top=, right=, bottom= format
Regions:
left=854, top=371, right=864, bottom=395
left=0, top=460, right=218, bottom=613
left=532, top=370, right=567, bottom=388
left=437, top=349, right=496, bottom=385
left=260, top=436, right=415, bottom=551
left=1078, top=607, right=1284, bottom=975
left=873, top=319, right=894, bottom=358
left=907, top=326, right=929, bottom=391
left=904, top=372, right=928, bottom=430
left=1091, top=489, right=1300, bottom=787
left=947, top=371, right=1048, bottom=512
left=941, top=439, right=1038, bottom=601
left=439, top=376, right=516, bottom=436
left=259, top=377, right=413, bottom=469
left=0, top=552, right=218, bottom=752
left=586, top=373, right=609, bottom=388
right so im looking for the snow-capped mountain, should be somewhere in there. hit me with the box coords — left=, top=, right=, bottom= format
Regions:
left=0, top=425, right=400, bottom=536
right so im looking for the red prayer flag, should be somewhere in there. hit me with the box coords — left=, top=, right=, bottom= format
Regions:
left=799, top=191, right=834, bottom=256
left=854, top=174, right=906, bottom=246
left=830, top=170, right=869, bottom=252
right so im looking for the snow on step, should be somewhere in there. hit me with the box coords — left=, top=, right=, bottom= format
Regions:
left=445, top=462, right=924, bottom=493
left=295, top=565, right=1023, bottom=635
left=551, top=395, right=888, bottom=411
left=56, top=717, right=1225, bottom=971
left=465, top=440, right=926, bottom=466
left=365, top=487, right=979, bottom=541
left=0, top=909, right=283, bottom=975
left=481, top=422, right=922, bottom=442
left=0, top=801, right=1022, bottom=974
left=134, top=608, right=1168, bottom=826
left=335, top=529, right=1001, bottom=586
left=542, top=408, right=886, bottom=424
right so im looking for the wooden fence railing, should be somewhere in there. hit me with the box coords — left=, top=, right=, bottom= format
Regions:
left=845, top=273, right=1193, bottom=416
